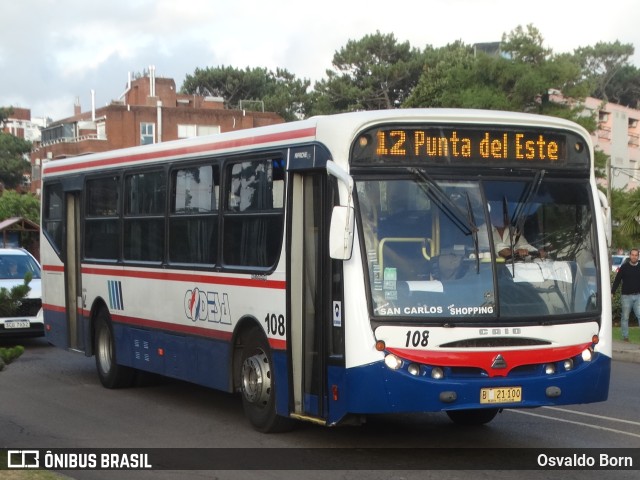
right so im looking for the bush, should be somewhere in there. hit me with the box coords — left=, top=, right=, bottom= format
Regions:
left=0, top=345, right=25, bottom=371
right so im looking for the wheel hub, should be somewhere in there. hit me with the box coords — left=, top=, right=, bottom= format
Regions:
left=241, top=351, right=271, bottom=406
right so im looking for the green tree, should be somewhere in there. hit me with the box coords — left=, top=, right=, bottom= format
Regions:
left=310, top=31, right=424, bottom=115
left=601, top=64, right=640, bottom=107
left=0, top=189, right=40, bottom=223
left=0, top=129, right=32, bottom=189
left=574, top=41, right=635, bottom=102
left=406, top=25, right=595, bottom=131
left=0, top=107, right=13, bottom=124
left=181, top=66, right=311, bottom=121
left=0, top=272, right=32, bottom=316
left=616, top=187, right=640, bottom=243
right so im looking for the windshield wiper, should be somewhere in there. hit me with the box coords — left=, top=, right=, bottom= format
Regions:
left=410, top=168, right=478, bottom=237
left=511, top=169, right=545, bottom=241
left=464, top=192, right=480, bottom=273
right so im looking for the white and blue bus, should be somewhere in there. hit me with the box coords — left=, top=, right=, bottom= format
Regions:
left=41, top=109, right=611, bottom=432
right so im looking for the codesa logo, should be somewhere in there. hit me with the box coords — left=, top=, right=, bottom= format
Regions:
left=184, top=287, right=231, bottom=324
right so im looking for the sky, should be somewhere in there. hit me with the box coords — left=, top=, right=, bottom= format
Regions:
left=2, top=0, right=640, bottom=121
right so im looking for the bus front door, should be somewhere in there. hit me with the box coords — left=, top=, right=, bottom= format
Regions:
left=289, top=172, right=343, bottom=424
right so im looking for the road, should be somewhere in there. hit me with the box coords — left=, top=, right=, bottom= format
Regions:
left=1, top=337, right=639, bottom=480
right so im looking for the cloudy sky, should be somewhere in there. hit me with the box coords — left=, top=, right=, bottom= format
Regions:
left=2, top=0, right=639, bottom=121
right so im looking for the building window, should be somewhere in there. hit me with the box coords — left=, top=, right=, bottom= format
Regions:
left=598, top=111, right=609, bottom=123
left=140, top=122, right=155, bottom=145
left=178, top=124, right=220, bottom=138
left=198, top=125, right=220, bottom=136
left=97, top=121, right=106, bottom=140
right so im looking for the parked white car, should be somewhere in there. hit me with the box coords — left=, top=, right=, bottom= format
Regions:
left=611, top=254, right=629, bottom=273
left=0, top=248, right=43, bottom=337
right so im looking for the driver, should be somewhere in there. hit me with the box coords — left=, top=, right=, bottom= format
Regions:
left=490, top=206, right=545, bottom=259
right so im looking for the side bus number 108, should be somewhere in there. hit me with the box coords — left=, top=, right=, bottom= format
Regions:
left=265, top=313, right=286, bottom=336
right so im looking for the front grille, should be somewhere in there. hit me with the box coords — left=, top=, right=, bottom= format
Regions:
left=440, top=338, right=551, bottom=348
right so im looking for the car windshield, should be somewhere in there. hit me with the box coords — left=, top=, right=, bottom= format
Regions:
left=0, top=253, right=41, bottom=280
left=612, top=256, right=625, bottom=266
left=356, top=175, right=598, bottom=320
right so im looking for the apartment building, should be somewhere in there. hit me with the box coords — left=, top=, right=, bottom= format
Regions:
left=583, top=97, right=640, bottom=191
left=29, top=71, right=284, bottom=194
left=1, top=107, right=46, bottom=142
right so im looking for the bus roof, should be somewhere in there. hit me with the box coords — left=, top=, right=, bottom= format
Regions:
left=41, top=108, right=592, bottom=178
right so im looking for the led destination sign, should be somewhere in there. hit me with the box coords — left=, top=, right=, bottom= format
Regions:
left=352, top=125, right=588, bottom=168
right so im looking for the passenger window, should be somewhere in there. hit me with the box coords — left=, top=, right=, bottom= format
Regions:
left=169, top=165, right=219, bottom=265
left=123, top=171, right=165, bottom=262
left=222, top=158, right=285, bottom=268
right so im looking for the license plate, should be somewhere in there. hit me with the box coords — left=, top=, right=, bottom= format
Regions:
left=5, top=320, right=30, bottom=329
left=480, top=386, right=522, bottom=404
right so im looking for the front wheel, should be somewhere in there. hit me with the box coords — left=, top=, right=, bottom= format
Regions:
left=446, top=408, right=500, bottom=425
left=94, top=308, right=136, bottom=388
left=240, top=327, right=294, bottom=433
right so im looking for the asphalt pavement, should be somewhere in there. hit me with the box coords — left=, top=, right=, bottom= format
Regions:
left=612, top=339, right=640, bottom=363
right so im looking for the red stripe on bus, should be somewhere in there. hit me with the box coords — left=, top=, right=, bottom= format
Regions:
left=44, top=127, right=317, bottom=174
left=80, top=266, right=286, bottom=290
left=387, top=343, right=590, bottom=378
left=43, top=304, right=66, bottom=313
left=43, top=264, right=65, bottom=272
left=269, top=338, right=287, bottom=350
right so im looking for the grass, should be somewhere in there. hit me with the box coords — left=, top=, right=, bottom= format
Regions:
left=613, top=326, right=640, bottom=344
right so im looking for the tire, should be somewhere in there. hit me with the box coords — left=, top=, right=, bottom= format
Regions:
left=446, top=408, right=500, bottom=426
left=240, top=327, right=294, bottom=433
left=94, top=308, right=136, bottom=388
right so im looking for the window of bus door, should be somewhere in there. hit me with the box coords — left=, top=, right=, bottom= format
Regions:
left=43, top=182, right=64, bottom=254
left=357, top=176, right=598, bottom=320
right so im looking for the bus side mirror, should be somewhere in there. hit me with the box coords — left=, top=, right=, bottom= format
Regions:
left=329, top=205, right=354, bottom=260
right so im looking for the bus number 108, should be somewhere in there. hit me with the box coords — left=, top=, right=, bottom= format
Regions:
left=405, top=330, right=430, bottom=347
left=264, top=313, right=286, bottom=336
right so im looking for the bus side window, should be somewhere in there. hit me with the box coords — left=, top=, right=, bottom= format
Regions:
left=222, top=158, right=285, bottom=268
left=169, top=164, right=219, bottom=265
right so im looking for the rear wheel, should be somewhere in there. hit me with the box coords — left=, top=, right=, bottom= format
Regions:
left=94, top=308, right=136, bottom=388
left=240, top=327, right=294, bottom=433
left=446, top=408, right=500, bottom=425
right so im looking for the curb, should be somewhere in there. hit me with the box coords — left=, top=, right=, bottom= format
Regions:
left=612, top=345, right=640, bottom=363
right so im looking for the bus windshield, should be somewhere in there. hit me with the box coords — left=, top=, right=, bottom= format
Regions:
left=356, top=174, right=598, bottom=320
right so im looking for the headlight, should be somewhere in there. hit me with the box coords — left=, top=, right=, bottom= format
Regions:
left=384, top=354, right=402, bottom=370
